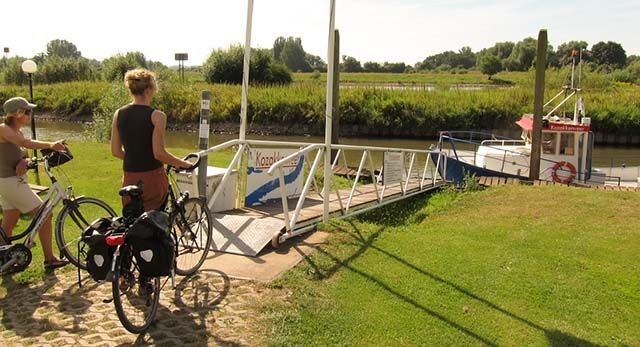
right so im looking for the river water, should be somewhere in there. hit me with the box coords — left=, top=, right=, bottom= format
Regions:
left=27, top=120, right=640, bottom=168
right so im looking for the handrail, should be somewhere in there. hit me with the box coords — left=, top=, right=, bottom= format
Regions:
left=267, top=144, right=324, bottom=175
left=333, top=143, right=437, bottom=155
left=197, top=139, right=242, bottom=156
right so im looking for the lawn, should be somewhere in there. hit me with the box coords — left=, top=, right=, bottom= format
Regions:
left=0, top=140, right=233, bottom=284
left=260, top=185, right=640, bottom=346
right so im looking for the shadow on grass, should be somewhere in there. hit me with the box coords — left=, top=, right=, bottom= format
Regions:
left=302, top=219, right=601, bottom=346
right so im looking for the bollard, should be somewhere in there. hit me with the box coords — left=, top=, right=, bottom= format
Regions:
left=198, top=91, right=211, bottom=201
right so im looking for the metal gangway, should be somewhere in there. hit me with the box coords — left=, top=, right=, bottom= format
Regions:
left=188, top=0, right=446, bottom=256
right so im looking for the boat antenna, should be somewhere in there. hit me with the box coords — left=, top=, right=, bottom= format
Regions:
left=570, top=49, right=577, bottom=90
left=578, top=48, right=583, bottom=89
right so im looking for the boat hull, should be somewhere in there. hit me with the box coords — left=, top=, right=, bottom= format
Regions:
left=430, top=153, right=523, bottom=183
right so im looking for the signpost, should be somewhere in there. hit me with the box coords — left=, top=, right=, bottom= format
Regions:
left=383, top=151, right=404, bottom=185
left=198, top=91, right=211, bottom=200
left=174, top=53, right=188, bottom=82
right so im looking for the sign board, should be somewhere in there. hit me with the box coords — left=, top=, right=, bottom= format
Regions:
left=383, top=151, right=404, bottom=185
left=174, top=53, right=188, bottom=61
left=3, top=47, right=8, bottom=54
left=245, top=148, right=305, bottom=207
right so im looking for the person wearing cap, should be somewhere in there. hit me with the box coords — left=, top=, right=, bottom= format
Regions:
left=0, top=96, right=69, bottom=269
left=110, top=69, right=192, bottom=211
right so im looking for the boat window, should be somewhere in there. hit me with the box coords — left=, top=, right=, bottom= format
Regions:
left=560, top=133, right=575, bottom=155
left=542, top=132, right=557, bottom=155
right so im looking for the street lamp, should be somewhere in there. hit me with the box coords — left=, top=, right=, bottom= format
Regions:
left=21, top=59, right=39, bottom=182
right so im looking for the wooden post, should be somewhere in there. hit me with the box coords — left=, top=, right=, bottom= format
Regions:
left=331, top=30, right=340, bottom=161
left=529, top=29, right=547, bottom=181
left=198, top=91, right=211, bottom=200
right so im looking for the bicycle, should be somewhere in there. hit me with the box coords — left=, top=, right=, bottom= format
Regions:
left=101, top=153, right=213, bottom=333
left=0, top=146, right=117, bottom=275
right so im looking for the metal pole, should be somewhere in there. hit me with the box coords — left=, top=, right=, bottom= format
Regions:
left=198, top=91, right=211, bottom=200
left=529, top=29, right=547, bottom=181
left=239, top=0, right=254, bottom=142
left=28, top=73, right=40, bottom=183
left=323, top=0, right=336, bottom=223
left=330, top=30, right=340, bottom=161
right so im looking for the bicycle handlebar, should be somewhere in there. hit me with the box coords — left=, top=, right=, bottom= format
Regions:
left=167, top=153, right=201, bottom=173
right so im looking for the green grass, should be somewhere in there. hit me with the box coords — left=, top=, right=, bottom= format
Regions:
left=0, top=140, right=234, bottom=284
left=260, top=185, right=640, bottom=346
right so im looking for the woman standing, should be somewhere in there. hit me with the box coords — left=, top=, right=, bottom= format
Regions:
left=110, top=69, right=192, bottom=211
left=0, top=97, right=68, bottom=269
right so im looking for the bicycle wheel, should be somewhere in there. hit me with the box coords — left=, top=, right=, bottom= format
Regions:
left=112, top=250, right=161, bottom=334
left=172, top=197, right=213, bottom=276
left=55, top=196, right=117, bottom=269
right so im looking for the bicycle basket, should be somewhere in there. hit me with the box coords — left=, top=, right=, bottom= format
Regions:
left=128, top=211, right=174, bottom=277
left=82, top=218, right=114, bottom=281
left=41, top=145, right=73, bottom=167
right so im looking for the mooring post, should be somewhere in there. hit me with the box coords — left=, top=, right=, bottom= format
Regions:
left=529, top=29, right=547, bottom=181
left=331, top=29, right=340, bottom=161
left=198, top=91, right=211, bottom=200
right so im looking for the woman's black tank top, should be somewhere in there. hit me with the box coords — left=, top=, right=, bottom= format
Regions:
left=116, top=104, right=163, bottom=172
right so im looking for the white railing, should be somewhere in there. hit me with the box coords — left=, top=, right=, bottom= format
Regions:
left=267, top=143, right=446, bottom=240
left=196, top=140, right=446, bottom=245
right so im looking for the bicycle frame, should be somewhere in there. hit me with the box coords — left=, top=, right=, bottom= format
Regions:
left=5, top=158, right=75, bottom=247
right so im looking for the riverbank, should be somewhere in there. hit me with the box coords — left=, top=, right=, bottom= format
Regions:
left=2, top=70, right=639, bottom=139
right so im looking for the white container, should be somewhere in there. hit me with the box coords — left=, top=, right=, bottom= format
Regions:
left=581, top=117, right=591, bottom=126
left=176, top=166, right=237, bottom=212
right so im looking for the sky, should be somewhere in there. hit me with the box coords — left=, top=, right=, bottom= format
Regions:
left=2, top=0, right=638, bottom=66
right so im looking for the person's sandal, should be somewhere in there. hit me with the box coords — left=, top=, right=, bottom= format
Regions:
left=44, top=259, right=70, bottom=270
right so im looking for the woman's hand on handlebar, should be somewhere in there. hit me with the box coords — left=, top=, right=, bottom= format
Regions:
left=49, top=140, right=65, bottom=151
left=169, top=153, right=201, bottom=172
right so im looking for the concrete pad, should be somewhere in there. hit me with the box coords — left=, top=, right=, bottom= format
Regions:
left=200, top=231, right=329, bottom=282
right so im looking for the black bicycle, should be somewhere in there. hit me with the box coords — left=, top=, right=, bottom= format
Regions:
left=0, top=146, right=116, bottom=275
left=102, top=153, right=213, bottom=333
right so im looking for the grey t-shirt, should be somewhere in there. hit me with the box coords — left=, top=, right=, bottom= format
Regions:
left=0, top=142, right=24, bottom=178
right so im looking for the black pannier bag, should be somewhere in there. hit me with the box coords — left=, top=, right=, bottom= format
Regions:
left=82, top=218, right=114, bottom=281
left=128, top=210, right=174, bottom=277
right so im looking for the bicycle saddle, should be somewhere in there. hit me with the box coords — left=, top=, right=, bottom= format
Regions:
left=119, top=185, right=143, bottom=197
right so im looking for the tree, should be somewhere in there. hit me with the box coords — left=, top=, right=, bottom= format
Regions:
left=556, top=41, right=589, bottom=66
left=363, top=61, right=382, bottom=72
left=46, top=39, right=81, bottom=58
left=272, top=36, right=312, bottom=72
left=591, top=41, right=626, bottom=68
left=203, top=45, right=292, bottom=85
left=479, top=54, right=502, bottom=80
left=305, top=54, right=326, bottom=72
left=382, top=62, right=407, bottom=73
left=102, top=52, right=148, bottom=81
left=342, top=55, right=362, bottom=72
left=506, top=37, right=537, bottom=71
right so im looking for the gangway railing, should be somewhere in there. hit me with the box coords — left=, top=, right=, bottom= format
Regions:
left=267, top=143, right=447, bottom=244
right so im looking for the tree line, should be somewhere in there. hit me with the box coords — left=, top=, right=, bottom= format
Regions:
left=2, top=37, right=639, bottom=86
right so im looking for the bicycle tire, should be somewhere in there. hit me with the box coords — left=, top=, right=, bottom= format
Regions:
left=55, top=196, right=117, bottom=270
left=112, top=251, right=161, bottom=334
left=171, top=197, right=213, bottom=276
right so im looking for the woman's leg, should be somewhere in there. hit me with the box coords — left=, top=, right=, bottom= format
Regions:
left=29, top=207, right=56, bottom=261
left=1, top=209, right=21, bottom=238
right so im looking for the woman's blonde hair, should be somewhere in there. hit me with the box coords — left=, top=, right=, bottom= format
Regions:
left=124, top=69, right=157, bottom=96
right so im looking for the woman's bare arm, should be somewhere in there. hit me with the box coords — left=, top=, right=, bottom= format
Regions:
left=110, top=110, right=125, bottom=160
left=151, top=111, right=191, bottom=168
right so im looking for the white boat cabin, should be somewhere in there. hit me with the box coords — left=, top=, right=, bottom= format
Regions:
left=475, top=114, right=592, bottom=183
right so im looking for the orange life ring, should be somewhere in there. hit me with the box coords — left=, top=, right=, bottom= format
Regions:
left=551, top=161, right=577, bottom=184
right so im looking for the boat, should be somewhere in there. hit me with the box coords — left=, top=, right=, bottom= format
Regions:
left=431, top=51, right=631, bottom=187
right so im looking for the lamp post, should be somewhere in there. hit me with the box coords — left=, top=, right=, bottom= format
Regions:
left=21, top=59, right=39, bottom=182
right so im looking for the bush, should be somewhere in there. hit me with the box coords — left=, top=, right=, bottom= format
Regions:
left=202, top=45, right=292, bottom=85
